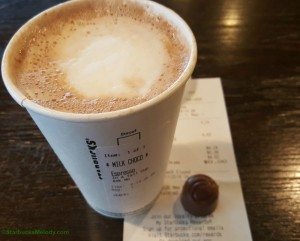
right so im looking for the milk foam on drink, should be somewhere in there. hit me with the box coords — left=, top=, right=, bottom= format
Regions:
left=57, top=17, right=169, bottom=98
left=8, top=0, right=188, bottom=113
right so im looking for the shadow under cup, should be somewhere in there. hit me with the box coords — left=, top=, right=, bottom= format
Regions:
left=1, top=0, right=197, bottom=218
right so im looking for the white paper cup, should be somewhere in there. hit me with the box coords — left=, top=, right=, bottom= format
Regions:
left=1, top=0, right=197, bottom=218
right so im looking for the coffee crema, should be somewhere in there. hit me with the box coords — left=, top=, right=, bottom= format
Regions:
left=8, top=0, right=188, bottom=113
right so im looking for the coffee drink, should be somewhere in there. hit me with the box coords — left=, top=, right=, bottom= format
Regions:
left=6, top=0, right=188, bottom=113
left=2, top=0, right=197, bottom=218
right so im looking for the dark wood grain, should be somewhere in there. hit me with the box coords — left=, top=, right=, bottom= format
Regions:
left=0, top=0, right=299, bottom=241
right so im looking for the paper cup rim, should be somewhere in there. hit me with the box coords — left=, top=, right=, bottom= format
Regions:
left=1, top=0, right=197, bottom=122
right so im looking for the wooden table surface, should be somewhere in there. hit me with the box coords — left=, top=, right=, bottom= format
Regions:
left=0, top=0, right=299, bottom=240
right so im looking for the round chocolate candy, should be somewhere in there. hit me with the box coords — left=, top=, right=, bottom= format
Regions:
left=180, top=174, right=219, bottom=216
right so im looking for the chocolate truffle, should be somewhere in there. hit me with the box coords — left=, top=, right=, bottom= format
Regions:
left=180, top=174, right=219, bottom=216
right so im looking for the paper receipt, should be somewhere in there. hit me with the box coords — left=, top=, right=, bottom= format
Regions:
left=123, top=78, right=253, bottom=241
